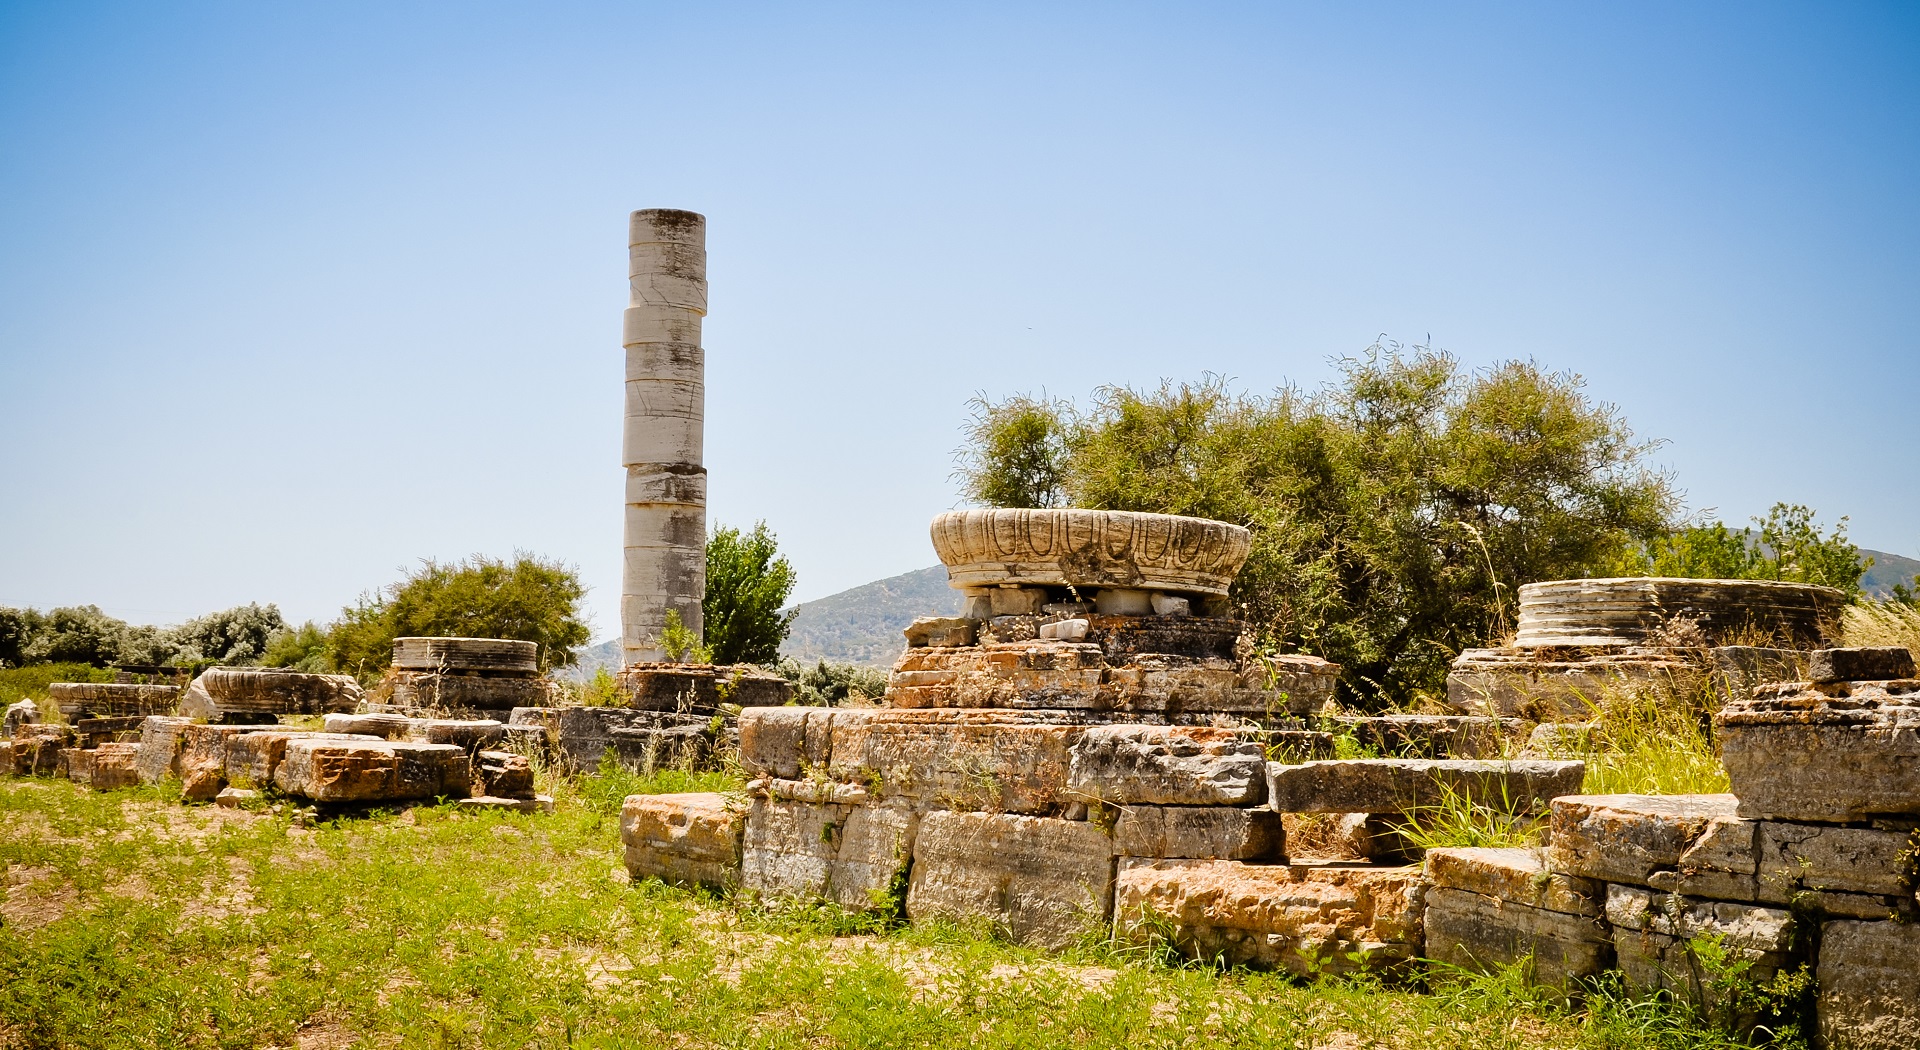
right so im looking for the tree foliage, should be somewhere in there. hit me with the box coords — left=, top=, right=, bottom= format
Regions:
left=0, top=603, right=289, bottom=669
left=956, top=345, right=1678, bottom=704
left=328, top=553, right=590, bottom=679
left=1624, top=504, right=1868, bottom=595
left=703, top=522, right=798, bottom=666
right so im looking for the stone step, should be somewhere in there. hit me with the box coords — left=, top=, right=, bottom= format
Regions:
left=619, top=792, right=743, bottom=890
left=1265, top=758, right=1585, bottom=815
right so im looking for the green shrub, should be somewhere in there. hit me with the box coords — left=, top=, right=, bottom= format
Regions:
left=260, top=622, right=334, bottom=672
left=777, top=658, right=888, bottom=705
left=327, top=552, right=590, bottom=680
left=703, top=521, right=798, bottom=666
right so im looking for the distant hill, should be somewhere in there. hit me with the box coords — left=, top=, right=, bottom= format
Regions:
left=1862, top=548, right=1920, bottom=597
left=779, top=565, right=961, bottom=669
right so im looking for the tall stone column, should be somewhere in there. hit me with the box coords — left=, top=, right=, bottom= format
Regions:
left=621, top=209, right=707, bottom=664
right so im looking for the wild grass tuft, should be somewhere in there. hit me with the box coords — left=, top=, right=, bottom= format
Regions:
left=1843, top=600, right=1920, bottom=653
left=1566, top=669, right=1730, bottom=796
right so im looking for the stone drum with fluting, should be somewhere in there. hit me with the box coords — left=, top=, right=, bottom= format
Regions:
left=931, top=508, right=1251, bottom=600
left=622, top=208, right=708, bottom=664
left=1512, top=578, right=1843, bottom=649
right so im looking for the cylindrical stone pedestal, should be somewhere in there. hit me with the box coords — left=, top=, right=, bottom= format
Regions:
left=622, top=209, right=708, bottom=663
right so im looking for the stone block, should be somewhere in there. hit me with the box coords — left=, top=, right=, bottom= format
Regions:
left=1607, top=885, right=1798, bottom=1018
left=551, top=706, right=699, bottom=772
left=904, top=616, right=978, bottom=648
left=47, top=682, right=181, bottom=717
left=1519, top=722, right=1600, bottom=758
left=1112, top=858, right=1426, bottom=976
left=133, top=716, right=191, bottom=785
left=383, top=671, right=547, bottom=714
left=1816, top=920, right=1920, bottom=1050
left=620, top=792, right=743, bottom=889
left=906, top=811, right=1115, bottom=949
left=12, top=724, right=74, bottom=776
left=741, top=796, right=852, bottom=899
left=1425, top=846, right=1603, bottom=916
left=392, top=636, right=539, bottom=674
left=1424, top=886, right=1613, bottom=990
left=0, top=741, right=11, bottom=774
left=737, top=705, right=841, bottom=779
left=322, top=713, right=412, bottom=739
left=1446, top=647, right=1689, bottom=721
left=1113, top=805, right=1284, bottom=860
left=176, top=723, right=264, bottom=801
left=828, top=710, right=1084, bottom=814
left=1717, top=680, right=1920, bottom=822
left=273, top=738, right=472, bottom=802
left=225, top=731, right=379, bottom=787
left=1809, top=647, right=1915, bottom=684
left=1675, top=819, right=1917, bottom=911
left=180, top=667, right=360, bottom=718
left=617, top=662, right=793, bottom=713
left=1548, top=794, right=1739, bottom=884
left=460, top=795, right=554, bottom=814
left=409, top=719, right=506, bottom=751
left=1069, top=725, right=1267, bottom=806
left=87, top=743, right=140, bottom=791
left=831, top=801, right=918, bottom=911
left=62, top=748, right=91, bottom=786
left=4, top=698, right=39, bottom=735
left=1038, top=618, right=1089, bottom=641
left=1267, top=759, right=1585, bottom=815
left=474, top=750, right=534, bottom=799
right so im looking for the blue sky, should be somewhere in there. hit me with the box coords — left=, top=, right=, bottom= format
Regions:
left=2, top=2, right=1916, bottom=639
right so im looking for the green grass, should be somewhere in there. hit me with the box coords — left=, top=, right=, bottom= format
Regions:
left=0, top=663, right=116, bottom=718
left=0, top=775, right=1761, bottom=1050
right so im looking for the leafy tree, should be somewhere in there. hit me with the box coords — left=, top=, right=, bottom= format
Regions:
left=0, top=607, right=43, bottom=669
left=261, top=622, right=334, bottom=672
left=703, top=522, right=798, bottom=666
left=167, top=603, right=287, bottom=666
left=956, top=344, right=1676, bottom=705
left=328, top=553, right=590, bottom=680
left=22, top=606, right=130, bottom=667
left=1628, top=503, right=1867, bottom=595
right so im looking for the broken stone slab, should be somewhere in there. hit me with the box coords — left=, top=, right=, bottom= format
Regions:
left=886, top=642, right=1308, bottom=716
left=225, top=731, right=383, bottom=788
left=73, top=716, right=145, bottom=745
left=617, top=662, right=793, bottom=713
left=904, top=616, right=978, bottom=648
left=1038, top=618, right=1089, bottom=642
left=737, top=705, right=841, bottom=780
left=381, top=671, right=548, bottom=714
left=392, top=636, right=539, bottom=674
left=459, top=795, right=554, bottom=814
left=827, top=709, right=1087, bottom=815
left=133, top=716, right=192, bottom=785
left=1113, top=805, right=1284, bottom=860
left=214, top=787, right=259, bottom=808
left=1816, top=920, right=1920, bottom=1050
left=906, top=811, right=1116, bottom=950
left=1423, top=887, right=1613, bottom=991
left=407, top=719, right=506, bottom=751
left=176, top=723, right=266, bottom=801
left=474, top=750, right=534, bottom=799
left=12, top=723, right=75, bottom=776
left=1112, top=858, right=1426, bottom=976
left=1674, top=818, right=1917, bottom=911
left=47, top=681, right=181, bottom=717
left=1068, top=725, right=1267, bottom=806
left=1716, top=679, right=1920, bottom=822
left=321, top=713, right=413, bottom=739
left=4, top=698, right=41, bottom=736
left=66, top=743, right=138, bottom=790
left=619, top=792, right=744, bottom=889
left=1809, top=646, right=1915, bottom=684
left=747, top=777, right=872, bottom=806
left=272, top=738, right=472, bottom=803
left=1266, top=759, right=1585, bottom=815
left=1548, top=794, right=1740, bottom=885
left=1425, top=846, right=1604, bottom=917
left=1605, top=884, right=1798, bottom=1014
left=180, top=667, right=361, bottom=718
left=0, top=741, right=11, bottom=774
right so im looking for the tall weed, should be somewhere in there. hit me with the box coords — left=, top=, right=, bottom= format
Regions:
left=1843, top=601, right=1920, bottom=652
left=1566, top=669, right=1730, bottom=796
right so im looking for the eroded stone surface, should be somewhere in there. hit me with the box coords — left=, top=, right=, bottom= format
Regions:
left=1512, top=578, right=1841, bottom=649
left=1267, top=759, right=1584, bottom=815
left=181, top=667, right=361, bottom=718
left=12, top=724, right=75, bottom=776
left=620, top=792, right=743, bottom=889
left=1548, top=794, right=1739, bottom=885
left=887, top=643, right=1303, bottom=717
left=322, top=713, right=413, bottom=739
left=1112, top=859, right=1425, bottom=976
left=474, top=750, right=534, bottom=799
left=1069, top=725, right=1267, bottom=806
left=225, top=731, right=380, bottom=787
left=906, top=811, right=1115, bottom=949
left=828, top=709, right=1085, bottom=814
left=1605, top=884, right=1797, bottom=1010
left=134, top=716, right=192, bottom=785
left=47, top=682, right=181, bottom=717
left=1425, top=846, right=1602, bottom=917
left=905, top=617, right=978, bottom=648
left=177, top=723, right=266, bottom=801
left=5, top=699, right=41, bottom=735
left=1113, top=805, right=1284, bottom=860
left=392, top=636, right=539, bottom=674
left=617, top=663, right=793, bottom=713
left=1424, top=887, right=1613, bottom=990
left=929, top=509, right=1252, bottom=597
left=1675, top=818, right=1917, bottom=911
left=1717, top=680, right=1920, bottom=822
left=1808, top=646, right=1915, bottom=684
left=1817, top=920, right=1920, bottom=1050
left=460, top=795, right=554, bottom=813
left=272, top=738, right=471, bottom=802
left=737, top=706, right=840, bottom=780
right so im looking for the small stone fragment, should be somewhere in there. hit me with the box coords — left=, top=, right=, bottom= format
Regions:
left=904, top=616, right=978, bottom=648
left=459, top=795, right=554, bottom=814
left=4, top=698, right=41, bottom=736
left=215, top=787, right=260, bottom=808
left=474, top=749, right=535, bottom=799
left=1038, top=618, right=1090, bottom=641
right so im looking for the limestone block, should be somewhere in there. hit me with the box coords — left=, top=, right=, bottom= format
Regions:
left=828, top=710, right=1084, bottom=814
left=459, top=795, right=554, bottom=814
left=12, top=724, right=74, bottom=776
left=930, top=509, right=1251, bottom=597
left=886, top=642, right=1108, bottom=710
left=1716, top=680, right=1920, bottom=822
left=1548, top=794, right=1739, bottom=884
left=1809, top=646, right=1914, bottom=683
left=1605, top=884, right=1797, bottom=1010
left=1150, top=593, right=1190, bottom=616
left=181, top=667, right=360, bottom=718
left=907, top=811, right=1115, bottom=949
left=5, top=698, right=41, bottom=735
left=391, top=637, right=539, bottom=674
left=133, top=716, right=191, bottom=785
left=904, top=616, right=978, bottom=648
left=86, top=743, right=140, bottom=791
left=1424, top=887, right=1613, bottom=989
left=1425, top=846, right=1603, bottom=917
left=1038, top=618, right=1089, bottom=641
left=73, top=716, right=144, bottom=746
left=408, top=719, right=506, bottom=751
left=1513, top=577, right=1841, bottom=649
left=741, top=797, right=853, bottom=899
left=225, top=732, right=380, bottom=787
left=748, top=777, right=872, bottom=806
left=0, top=741, right=11, bottom=774
left=1112, top=858, right=1426, bottom=976
left=831, top=801, right=918, bottom=911
left=177, top=724, right=262, bottom=800
left=1113, top=805, right=1284, bottom=860
left=322, top=713, right=412, bottom=739
left=617, top=663, right=793, bottom=713
left=47, top=682, right=181, bottom=717
left=1446, top=647, right=1690, bottom=721
left=737, top=705, right=841, bottom=779
left=1267, top=759, right=1584, bottom=815
left=272, top=739, right=472, bottom=803
left=551, top=706, right=702, bottom=772
left=620, top=792, right=742, bottom=890
left=1068, top=725, right=1267, bottom=806
left=62, top=748, right=90, bottom=786
left=384, top=672, right=547, bottom=714
left=1816, top=920, right=1920, bottom=1050
left=1676, top=819, right=1917, bottom=909
left=474, top=750, right=534, bottom=799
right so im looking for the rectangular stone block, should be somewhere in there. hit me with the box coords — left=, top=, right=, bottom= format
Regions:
left=87, top=743, right=140, bottom=790
left=828, top=710, right=1084, bottom=814
left=1817, top=920, right=1920, bottom=1050
left=831, top=801, right=918, bottom=911
left=1716, top=680, right=1920, bottom=823
left=0, top=741, right=11, bottom=774
left=1068, top=725, right=1267, bottom=806
left=1268, top=759, right=1585, bottom=815
left=737, top=705, right=843, bottom=780
left=322, top=713, right=412, bottom=739
left=1549, top=794, right=1739, bottom=885
left=1809, top=647, right=1915, bottom=683
left=740, top=797, right=918, bottom=911
left=12, top=724, right=75, bottom=776
left=134, top=716, right=191, bottom=785
left=63, top=748, right=92, bottom=786
left=1606, top=884, right=1797, bottom=1011
left=409, top=719, right=506, bottom=750
left=1425, top=846, right=1603, bottom=917
left=906, top=811, right=1115, bottom=949
left=272, top=738, right=471, bottom=802
left=1112, top=858, right=1426, bottom=977
left=1113, top=806, right=1284, bottom=860
left=474, top=750, right=534, bottom=799
left=1424, top=887, right=1613, bottom=990
left=1676, top=819, right=1917, bottom=913
left=225, top=732, right=378, bottom=787
left=177, top=723, right=268, bottom=799
left=620, top=792, right=743, bottom=889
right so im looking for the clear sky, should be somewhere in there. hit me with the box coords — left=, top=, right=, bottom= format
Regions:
left=2, top=2, right=1916, bottom=641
